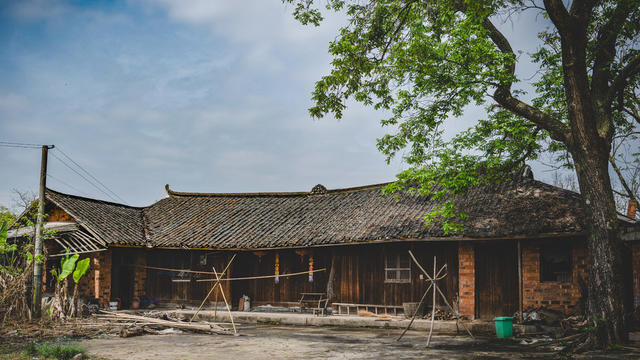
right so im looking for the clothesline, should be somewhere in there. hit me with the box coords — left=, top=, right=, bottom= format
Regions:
left=195, top=268, right=326, bottom=282
left=137, top=264, right=326, bottom=281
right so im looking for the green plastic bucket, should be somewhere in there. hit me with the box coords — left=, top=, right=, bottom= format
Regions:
left=493, top=316, right=513, bottom=338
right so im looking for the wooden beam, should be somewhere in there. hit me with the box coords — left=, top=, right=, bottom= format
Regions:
left=517, top=239, right=523, bottom=323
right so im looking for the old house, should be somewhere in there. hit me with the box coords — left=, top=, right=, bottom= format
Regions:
left=14, top=170, right=640, bottom=320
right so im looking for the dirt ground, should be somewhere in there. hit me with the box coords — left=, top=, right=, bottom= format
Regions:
left=76, top=325, right=628, bottom=360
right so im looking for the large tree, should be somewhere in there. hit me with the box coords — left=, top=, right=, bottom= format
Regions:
left=285, top=0, right=640, bottom=346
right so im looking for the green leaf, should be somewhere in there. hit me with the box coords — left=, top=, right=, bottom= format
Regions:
left=0, top=220, right=7, bottom=241
left=50, top=268, right=60, bottom=283
left=60, top=253, right=79, bottom=281
left=72, top=258, right=90, bottom=283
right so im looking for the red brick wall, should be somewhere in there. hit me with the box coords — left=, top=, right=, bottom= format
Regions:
left=76, top=249, right=112, bottom=307
left=521, top=238, right=588, bottom=313
left=458, top=242, right=475, bottom=319
left=47, top=205, right=74, bottom=222
left=133, top=250, right=147, bottom=299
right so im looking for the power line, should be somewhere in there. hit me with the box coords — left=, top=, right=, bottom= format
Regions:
left=49, top=151, right=122, bottom=204
left=54, top=147, right=128, bottom=205
left=0, top=141, right=44, bottom=147
left=0, top=143, right=41, bottom=149
left=46, top=173, right=91, bottom=198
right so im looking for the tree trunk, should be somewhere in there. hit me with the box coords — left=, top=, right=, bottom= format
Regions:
left=69, top=282, right=79, bottom=317
left=572, top=145, right=627, bottom=346
left=62, top=278, right=69, bottom=315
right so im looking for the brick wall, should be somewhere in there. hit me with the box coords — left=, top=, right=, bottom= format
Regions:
left=47, top=206, right=74, bottom=222
left=458, top=242, right=475, bottom=319
left=76, top=249, right=112, bottom=307
left=521, top=238, right=588, bottom=313
left=133, top=249, right=147, bottom=299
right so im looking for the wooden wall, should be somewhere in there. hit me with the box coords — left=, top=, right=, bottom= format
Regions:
left=232, top=242, right=458, bottom=308
left=331, top=242, right=459, bottom=307
left=144, top=249, right=232, bottom=306
left=128, top=243, right=458, bottom=309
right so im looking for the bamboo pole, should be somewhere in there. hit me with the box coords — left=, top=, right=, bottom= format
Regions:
left=426, top=256, right=437, bottom=347
left=189, top=254, right=236, bottom=323
left=213, top=265, right=237, bottom=335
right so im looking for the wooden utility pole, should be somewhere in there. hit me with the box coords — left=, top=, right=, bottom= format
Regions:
left=32, top=144, right=54, bottom=317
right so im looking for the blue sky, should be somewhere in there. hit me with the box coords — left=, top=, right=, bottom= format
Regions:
left=0, top=0, right=563, bottom=209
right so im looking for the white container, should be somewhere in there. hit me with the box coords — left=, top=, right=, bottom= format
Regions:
left=109, top=301, right=118, bottom=311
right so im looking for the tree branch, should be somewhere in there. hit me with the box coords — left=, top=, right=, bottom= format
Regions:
left=606, top=53, right=640, bottom=106
left=481, top=18, right=570, bottom=144
left=568, top=0, right=596, bottom=21
left=610, top=156, right=637, bottom=203
left=543, top=0, right=572, bottom=34
left=592, top=0, right=636, bottom=103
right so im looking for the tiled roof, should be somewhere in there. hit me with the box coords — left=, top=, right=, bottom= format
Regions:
left=46, top=190, right=147, bottom=246
left=44, top=175, right=588, bottom=250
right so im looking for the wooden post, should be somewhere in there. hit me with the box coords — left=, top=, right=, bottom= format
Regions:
left=426, top=256, right=437, bottom=347
left=32, top=144, right=53, bottom=317
left=517, top=239, right=523, bottom=323
left=326, top=249, right=336, bottom=302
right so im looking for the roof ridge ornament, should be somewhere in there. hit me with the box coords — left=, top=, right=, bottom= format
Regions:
left=310, top=184, right=327, bottom=195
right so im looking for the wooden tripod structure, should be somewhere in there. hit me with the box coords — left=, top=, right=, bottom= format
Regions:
left=189, top=254, right=238, bottom=335
left=397, top=251, right=473, bottom=346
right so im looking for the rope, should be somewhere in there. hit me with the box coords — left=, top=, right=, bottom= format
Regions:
left=137, top=264, right=326, bottom=281
left=196, top=268, right=326, bottom=282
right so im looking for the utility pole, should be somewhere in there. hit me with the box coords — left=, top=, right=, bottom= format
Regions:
left=32, top=144, right=54, bottom=317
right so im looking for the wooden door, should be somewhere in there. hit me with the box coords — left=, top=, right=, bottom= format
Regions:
left=111, top=249, right=134, bottom=308
left=475, top=241, right=518, bottom=319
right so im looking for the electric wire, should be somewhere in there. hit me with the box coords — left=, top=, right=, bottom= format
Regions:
left=54, top=147, right=128, bottom=204
left=46, top=173, right=91, bottom=198
left=0, top=143, right=41, bottom=149
left=0, top=141, right=43, bottom=147
left=49, top=151, right=121, bottom=203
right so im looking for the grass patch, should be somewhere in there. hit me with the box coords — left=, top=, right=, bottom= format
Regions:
left=24, top=343, right=85, bottom=360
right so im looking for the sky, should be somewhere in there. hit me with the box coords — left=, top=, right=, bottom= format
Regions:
left=0, top=0, right=563, bottom=210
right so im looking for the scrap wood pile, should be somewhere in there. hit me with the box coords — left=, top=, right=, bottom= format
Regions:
left=518, top=307, right=640, bottom=353
left=422, top=308, right=457, bottom=321
left=94, top=310, right=232, bottom=337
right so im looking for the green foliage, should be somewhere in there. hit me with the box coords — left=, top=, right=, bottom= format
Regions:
left=24, top=343, right=86, bottom=360
left=51, top=253, right=79, bottom=283
left=284, top=0, right=640, bottom=232
left=72, top=258, right=90, bottom=284
left=0, top=206, right=16, bottom=225
left=50, top=254, right=90, bottom=284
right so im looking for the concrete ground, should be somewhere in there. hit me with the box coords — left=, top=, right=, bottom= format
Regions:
left=79, top=325, right=558, bottom=360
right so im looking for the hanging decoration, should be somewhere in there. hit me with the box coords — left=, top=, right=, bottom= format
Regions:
left=308, top=255, right=314, bottom=282
left=274, top=252, right=280, bottom=284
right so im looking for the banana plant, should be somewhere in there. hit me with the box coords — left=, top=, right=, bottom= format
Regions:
left=69, top=258, right=90, bottom=317
left=50, top=253, right=91, bottom=317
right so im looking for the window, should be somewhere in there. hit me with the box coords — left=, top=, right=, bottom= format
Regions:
left=385, top=254, right=411, bottom=283
left=540, top=242, right=572, bottom=282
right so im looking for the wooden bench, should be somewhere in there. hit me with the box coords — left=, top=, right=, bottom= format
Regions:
left=332, top=303, right=404, bottom=316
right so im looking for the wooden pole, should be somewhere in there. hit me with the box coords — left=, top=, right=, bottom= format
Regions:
left=213, top=265, right=237, bottom=335
left=325, top=249, right=336, bottom=303
left=400, top=250, right=474, bottom=344
left=32, top=144, right=53, bottom=317
left=426, top=256, right=437, bottom=347
left=189, top=254, right=236, bottom=323
left=517, top=239, right=523, bottom=324
left=396, top=282, right=433, bottom=341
